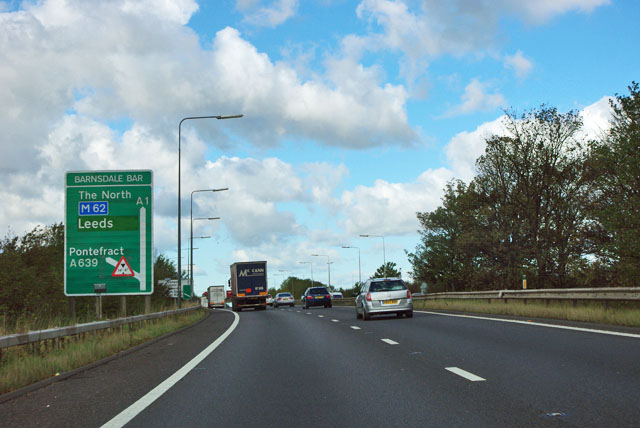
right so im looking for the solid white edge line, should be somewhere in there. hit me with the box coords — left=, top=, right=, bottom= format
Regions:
left=415, top=310, right=640, bottom=339
left=445, top=367, right=485, bottom=382
left=101, top=310, right=240, bottom=428
left=381, top=338, right=399, bottom=345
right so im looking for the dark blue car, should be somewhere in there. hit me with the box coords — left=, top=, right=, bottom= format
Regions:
left=302, top=287, right=332, bottom=309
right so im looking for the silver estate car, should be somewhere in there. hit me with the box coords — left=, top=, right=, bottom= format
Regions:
left=273, top=292, right=295, bottom=308
left=355, top=277, right=413, bottom=320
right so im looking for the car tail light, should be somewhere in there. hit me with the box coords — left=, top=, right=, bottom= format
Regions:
left=407, top=289, right=411, bottom=299
left=366, top=292, right=372, bottom=302
left=307, top=296, right=312, bottom=299
left=326, top=295, right=331, bottom=299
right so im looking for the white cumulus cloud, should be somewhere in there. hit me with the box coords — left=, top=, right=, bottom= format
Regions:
left=444, top=79, right=506, bottom=117
left=504, top=50, right=533, bottom=80
left=239, top=0, right=299, bottom=27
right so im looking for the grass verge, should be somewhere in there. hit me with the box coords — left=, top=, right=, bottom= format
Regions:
left=412, top=299, right=640, bottom=327
left=0, top=308, right=207, bottom=395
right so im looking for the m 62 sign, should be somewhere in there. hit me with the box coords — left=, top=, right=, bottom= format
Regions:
left=65, top=170, right=153, bottom=296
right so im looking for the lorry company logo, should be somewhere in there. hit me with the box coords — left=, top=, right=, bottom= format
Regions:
left=239, top=268, right=265, bottom=277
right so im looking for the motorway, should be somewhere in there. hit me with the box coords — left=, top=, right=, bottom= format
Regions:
left=2, top=306, right=640, bottom=427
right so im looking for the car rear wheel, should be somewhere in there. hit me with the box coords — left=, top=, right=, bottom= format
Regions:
left=362, top=308, right=370, bottom=321
left=356, top=306, right=362, bottom=319
left=406, top=311, right=413, bottom=318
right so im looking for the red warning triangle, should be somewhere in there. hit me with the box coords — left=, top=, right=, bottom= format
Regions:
left=112, top=256, right=134, bottom=277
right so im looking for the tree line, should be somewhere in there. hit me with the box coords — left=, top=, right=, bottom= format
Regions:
left=408, top=82, right=640, bottom=292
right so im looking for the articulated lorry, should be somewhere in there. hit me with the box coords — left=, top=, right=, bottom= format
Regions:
left=207, top=285, right=226, bottom=308
left=230, top=261, right=268, bottom=311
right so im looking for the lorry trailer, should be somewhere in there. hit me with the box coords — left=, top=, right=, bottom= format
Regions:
left=207, top=285, right=226, bottom=308
left=230, top=261, right=268, bottom=311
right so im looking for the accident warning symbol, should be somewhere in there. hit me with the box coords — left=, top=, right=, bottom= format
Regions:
left=112, top=256, right=134, bottom=277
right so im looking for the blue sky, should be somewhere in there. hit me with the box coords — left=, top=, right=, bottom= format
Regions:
left=1, top=0, right=638, bottom=296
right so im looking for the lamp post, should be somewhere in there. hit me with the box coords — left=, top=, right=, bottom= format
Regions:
left=299, top=261, right=313, bottom=285
left=178, top=115, right=242, bottom=308
left=188, top=235, right=210, bottom=291
left=311, top=254, right=331, bottom=290
left=190, top=187, right=228, bottom=291
left=341, top=245, right=361, bottom=286
left=190, top=217, right=219, bottom=297
left=360, top=234, right=385, bottom=273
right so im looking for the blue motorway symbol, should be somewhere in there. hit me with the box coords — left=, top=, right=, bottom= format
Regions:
left=78, top=201, right=109, bottom=216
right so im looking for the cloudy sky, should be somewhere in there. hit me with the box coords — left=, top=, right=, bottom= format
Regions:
left=1, top=0, right=638, bottom=296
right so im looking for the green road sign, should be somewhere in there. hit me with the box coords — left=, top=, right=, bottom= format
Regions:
left=65, top=170, right=153, bottom=296
left=182, top=283, right=192, bottom=300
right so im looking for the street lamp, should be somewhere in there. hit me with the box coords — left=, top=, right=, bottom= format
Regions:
left=190, top=217, right=219, bottom=296
left=341, top=246, right=361, bottom=286
left=360, top=234, right=386, bottom=272
left=178, top=115, right=242, bottom=308
left=299, top=261, right=313, bottom=284
left=188, top=235, right=210, bottom=287
left=311, top=254, right=331, bottom=289
left=190, top=187, right=228, bottom=291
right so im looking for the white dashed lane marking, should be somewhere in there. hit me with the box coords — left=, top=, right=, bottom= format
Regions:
left=381, top=338, right=399, bottom=345
left=331, top=319, right=339, bottom=322
left=445, top=367, right=485, bottom=382
left=350, top=326, right=361, bottom=330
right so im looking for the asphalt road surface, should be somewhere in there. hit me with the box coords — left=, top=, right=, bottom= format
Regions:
left=2, top=306, right=640, bottom=427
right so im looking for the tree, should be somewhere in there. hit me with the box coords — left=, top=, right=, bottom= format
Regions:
left=586, top=82, right=640, bottom=285
left=371, top=262, right=401, bottom=279
left=153, top=254, right=177, bottom=301
left=407, top=180, right=485, bottom=292
left=473, top=106, right=588, bottom=288
left=410, top=105, right=591, bottom=291
left=0, top=223, right=66, bottom=320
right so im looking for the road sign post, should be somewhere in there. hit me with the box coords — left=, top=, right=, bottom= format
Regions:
left=65, top=170, right=153, bottom=296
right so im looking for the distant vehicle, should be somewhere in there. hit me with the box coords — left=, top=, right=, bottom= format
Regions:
left=355, top=277, right=412, bottom=320
left=331, top=292, right=343, bottom=299
left=266, top=294, right=274, bottom=306
left=207, top=285, right=226, bottom=308
left=302, top=287, right=332, bottom=309
left=273, top=292, right=294, bottom=308
left=230, top=261, right=268, bottom=311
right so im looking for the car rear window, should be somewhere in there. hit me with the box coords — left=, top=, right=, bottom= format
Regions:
left=369, top=280, right=406, bottom=292
left=279, top=293, right=292, bottom=297
left=310, top=288, right=329, bottom=295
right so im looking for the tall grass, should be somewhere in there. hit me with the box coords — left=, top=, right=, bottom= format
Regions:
left=0, top=300, right=186, bottom=336
left=413, top=299, right=640, bottom=327
left=0, top=308, right=206, bottom=395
